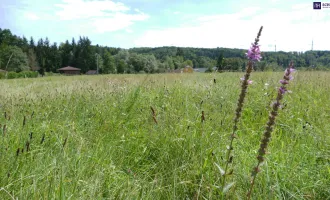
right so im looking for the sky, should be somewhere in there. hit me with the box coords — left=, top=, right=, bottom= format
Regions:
left=1, top=0, right=330, bottom=52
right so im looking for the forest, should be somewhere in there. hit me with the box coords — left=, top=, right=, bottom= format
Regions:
left=0, top=28, right=329, bottom=75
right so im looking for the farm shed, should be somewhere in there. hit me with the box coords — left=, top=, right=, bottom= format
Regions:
left=58, top=66, right=81, bottom=75
left=167, top=66, right=194, bottom=73
left=86, top=70, right=98, bottom=75
left=183, top=66, right=194, bottom=73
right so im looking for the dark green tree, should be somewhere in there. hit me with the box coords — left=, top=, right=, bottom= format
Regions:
left=102, top=51, right=116, bottom=74
left=176, top=47, right=184, bottom=57
left=27, top=48, right=39, bottom=71
left=143, top=54, right=158, bottom=73
left=128, top=53, right=144, bottom=72
left=60, top=40, right=73, bottom=67
left=216, top=51, right=224, bottom=71
left=36, top=38, right=46, bottom=75
left=76, top=36, right=95, bottom=73
left=117, top=60, right=126, bottom=74
left=0, top=45, right=29, bottom=72
left=164, top=56, right=174, bottom=70
left=49, top=43, right=62, bottom=72
left=29, top=37, right=35, bottom=49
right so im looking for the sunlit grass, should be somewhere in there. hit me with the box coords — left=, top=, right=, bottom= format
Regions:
left=0, top=72, right=329, bottom=199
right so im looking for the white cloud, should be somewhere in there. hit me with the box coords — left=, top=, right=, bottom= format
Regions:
left=125, top=28, right=133, bottom=33
left=134, top=5, right=330, bottom=52
left=55, top=0, right=129, bottom=20
left=24, top=12, right=40, bottom=20
left=54, top=0, right=149, bottom=33
left=92, top=12, right=149, bottom=33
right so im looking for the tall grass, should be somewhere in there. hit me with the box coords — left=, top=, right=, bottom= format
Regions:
left=0, top=72, right=329, bottom=199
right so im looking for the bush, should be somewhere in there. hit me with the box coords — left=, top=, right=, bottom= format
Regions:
left=315, top=66, right=330, bottom=71
left=30, top=71, right=39, bottom=78
left=205, top=67, right=213, bottom=73
left=156, top=68, right=166, bottom=73
left=17, top=71, right=27, bottom=78
left=0, top=72, right=5, bottom=79
left=17, top=71, right=39, bottom=78
left=7, top=72, right=17, bottom=79
left=0, top=71, right=39, bottom=79
left=45, top=72, right=60, bottom=76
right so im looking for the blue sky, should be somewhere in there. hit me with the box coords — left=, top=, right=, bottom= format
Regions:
left=1, top=0, right=330, bottom=51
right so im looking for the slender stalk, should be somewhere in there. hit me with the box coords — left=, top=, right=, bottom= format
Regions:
left=5, top=53, right=13, bottom=78
left=221, top=26, right=263, bottom=192
left=247, top=62, right=296, bottom=199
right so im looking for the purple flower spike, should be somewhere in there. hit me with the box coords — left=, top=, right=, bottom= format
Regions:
left=248, top=60, right=296, bottom=200
left=279, top=62, right=296, bottom=95
left=225, top=26, right=263, bottom=196
left=246, top=43, right=262, bottom=62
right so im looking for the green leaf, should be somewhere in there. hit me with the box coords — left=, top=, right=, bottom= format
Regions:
left=223, top=182, right=235, bottom=194
left=214, top=162, right=225, bottom=176
left=203, top=158, right=208, bottom=169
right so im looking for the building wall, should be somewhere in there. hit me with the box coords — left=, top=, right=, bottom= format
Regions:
left=60, top=70, right=80, bottom=75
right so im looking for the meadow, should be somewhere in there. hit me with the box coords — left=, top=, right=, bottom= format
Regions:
left=0, top=72, right=329, bottom=199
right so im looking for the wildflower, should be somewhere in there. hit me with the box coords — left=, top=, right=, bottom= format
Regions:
left=264, top=83, right=269, bottom=89
left=285, top=68, right=296, bottom=74
left=221, top=25, right=263, bottom=192
left=279, top=86, right=287, bottom=94
left=240, top=77, right=253, bottom=84
left=247, top=61, right=296, bottom=199
left=246, top=43, right=262, bottom=62
left=279, top=80, right=289, bottom=85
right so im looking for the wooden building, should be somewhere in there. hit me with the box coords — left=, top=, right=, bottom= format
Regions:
left=183, top=66, right=194, bottom=73
left=58, top=66, right=81, bottom=75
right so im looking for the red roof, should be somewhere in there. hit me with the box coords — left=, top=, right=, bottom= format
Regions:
left=58, top=66, right=81, bottom=71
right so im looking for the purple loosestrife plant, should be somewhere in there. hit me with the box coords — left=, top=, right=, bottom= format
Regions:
left=247, top=62, right=296, bottom=200
left=220, top=26, right=263, bottom=193
left=246, top=43, right=262, bottom=62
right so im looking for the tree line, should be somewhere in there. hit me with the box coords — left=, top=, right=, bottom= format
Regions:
left=1, top=28, right=329, bottom=75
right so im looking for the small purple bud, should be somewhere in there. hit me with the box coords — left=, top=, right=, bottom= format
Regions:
left=279, top=87, right=286, bottom=94
left=240, top=77, right=253, bottom=84
left=289, top=75, right=294, bottom=80
left=280, top=80, right=289, bottom=85
left=285, top=68, right=296, bottom=74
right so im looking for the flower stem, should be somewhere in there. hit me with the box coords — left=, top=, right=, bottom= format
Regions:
left=221, top=26, right=263, bottom=195
left=246, top=62, right=295, bottom=199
